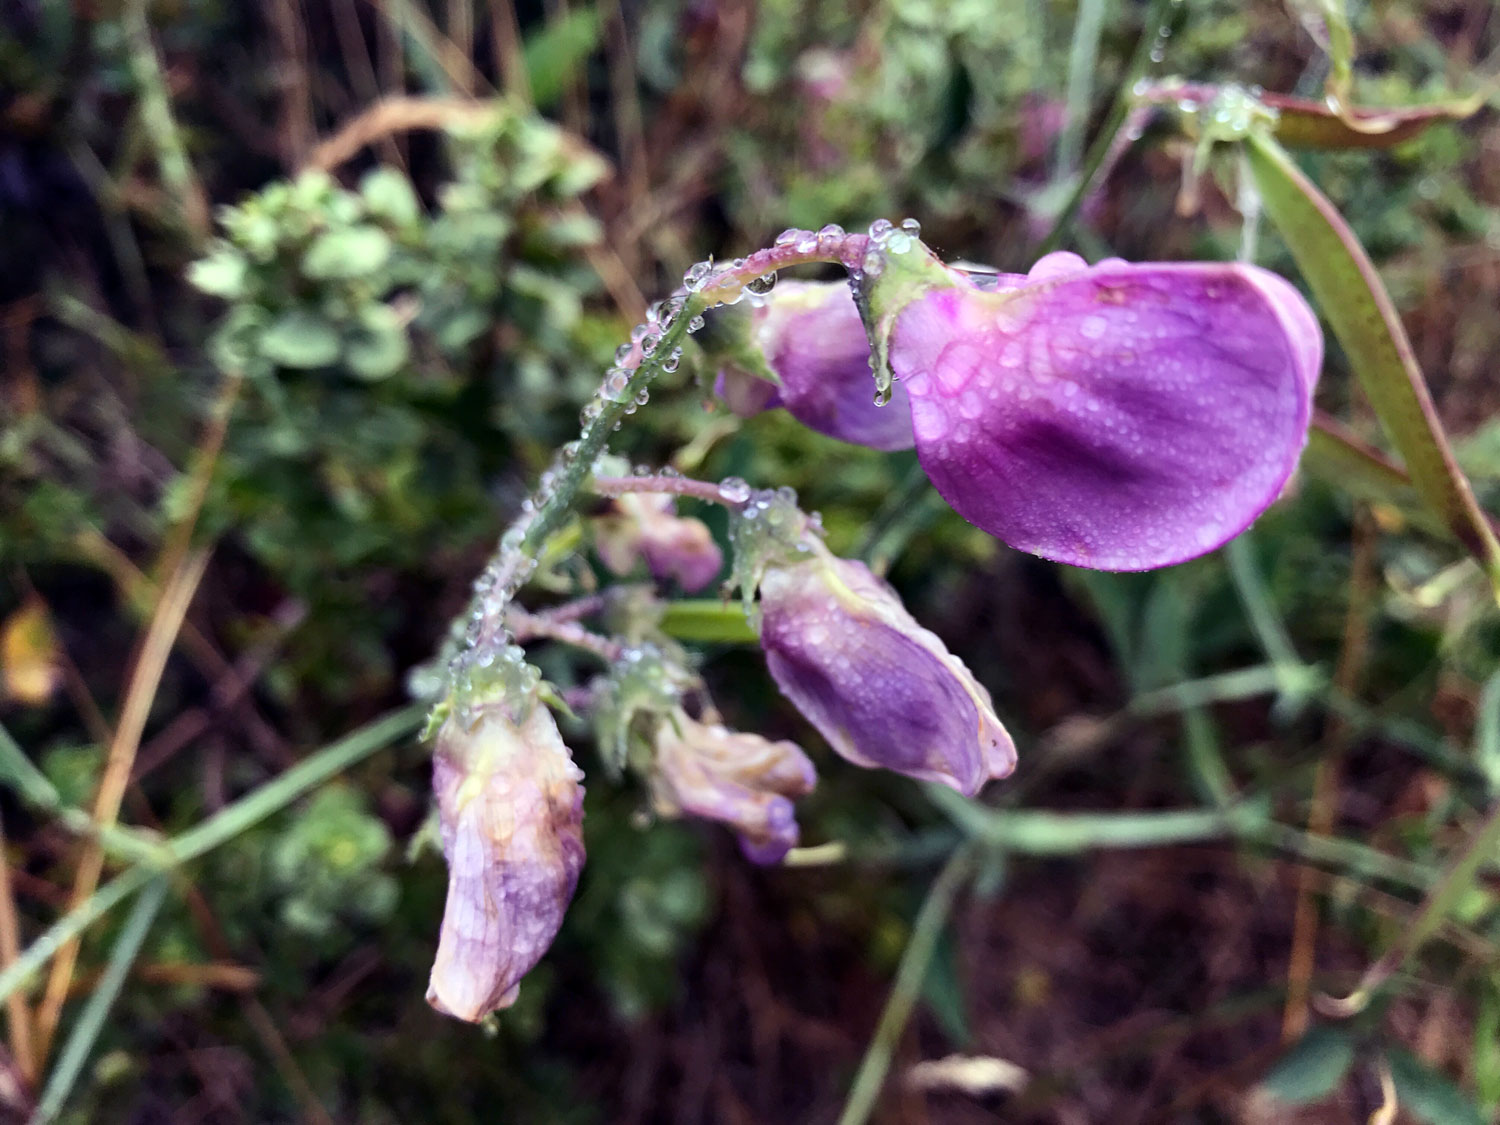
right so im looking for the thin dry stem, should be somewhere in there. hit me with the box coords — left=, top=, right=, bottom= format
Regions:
left=0, top=816, right=35, bottom=1086
left=304, top=95, right=497, bottom=172
left=32, top=545, right=212, bottom=1059
left=1282, top=508, right=1377, bottom=1041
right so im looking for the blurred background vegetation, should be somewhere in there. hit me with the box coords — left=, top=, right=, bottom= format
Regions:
left=3, top=0, right=1500, bottom=1121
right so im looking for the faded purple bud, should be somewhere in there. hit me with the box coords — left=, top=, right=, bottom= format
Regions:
left=716, top=281, right=915, bottom=452
left=427, top=700, right=585, bottom=1022
left=883, top=249, right=1322, bottom=570
left=595, top=493, right=723, bottom=592
left=759, top=547, right=1016, bottom=795
left=650, top=710, right=816, bottom=864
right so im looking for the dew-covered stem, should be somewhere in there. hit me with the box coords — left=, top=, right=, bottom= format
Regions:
left=589, top=473, right=745, bottom=508
left=439, top=229, right=870, bottom=716
left=506, top=607, right=625, bottom=663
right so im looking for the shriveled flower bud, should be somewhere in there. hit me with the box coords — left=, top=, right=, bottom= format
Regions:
left=594, top=492, right=723, bottom=592
left=715, top=281, right=915, bottom=451
left=759, top=546, right=1016, bottom=796
left=427, top=699, right=585, bottom=1022
left=650, top=710, right=816, bottom=864
left=866, top=242, right=1322, bottom=570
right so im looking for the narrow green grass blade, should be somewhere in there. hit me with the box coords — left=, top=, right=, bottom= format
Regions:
left=32, top=875, right=170, bottom=1124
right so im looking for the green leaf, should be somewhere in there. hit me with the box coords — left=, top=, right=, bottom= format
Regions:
left=1263, top=91, right=1481, bottom=151
left=920, top=932, right=971, bottom=1047
left=1386, top=1049, right=1487, bottom=1125
left=258, top=309, right=341, bottom=369
left=1244, top=132, right=1500, bottom=594
left=345, top=304, right=410, bottom=381
left=187, top=248, right=249, bottom=298
left=359, top=167, right=421, bottom=226
left=302, top=224, right=392, bottom=280
left=1261, top=1026, right=1356, bottom=1104
left=524, top=7, right=601, bottom=109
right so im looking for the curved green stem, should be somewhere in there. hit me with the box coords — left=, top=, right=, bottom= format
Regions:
left=439, top=232, right=872, bottom=712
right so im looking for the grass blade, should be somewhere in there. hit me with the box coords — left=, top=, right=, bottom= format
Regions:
left=31, top=875, right=169, bottom=1124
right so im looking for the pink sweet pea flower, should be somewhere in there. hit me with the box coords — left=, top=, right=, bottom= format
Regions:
left=426, top=697, right=585, bottom=1021
left=650, top=710, right=816, bottom=864
left=594, top=492, right=724, bottom=592
left=716, top=281, right=916, bottom=452
left=758, top=543, right=1016, bottom=795
left=869, top=246, right=1322, bottom=570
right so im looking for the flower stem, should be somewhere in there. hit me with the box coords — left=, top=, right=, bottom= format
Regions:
left=506, top=607, right=624, bottom=662
left=837, top=846, right=974, bottom=1125
left=441, top=232, right=870, bottom=707
left=589, top=473, right=739, bottom=507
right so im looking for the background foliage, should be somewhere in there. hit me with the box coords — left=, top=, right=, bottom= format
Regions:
left=3, top=0, right=1500, bottom=1121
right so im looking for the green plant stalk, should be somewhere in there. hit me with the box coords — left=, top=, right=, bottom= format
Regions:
left=450, top=237, right=873, bottom=696
left=837, top=846, right=974, bottom=1125
left=925, top=788, right=1432, bottom=891
left=1129, top=663, right=1322, bottom=716
left=121, top=0, right=207, bottom=239
left=0, top=723, right=168, bottom=867
left=31, top=875, right=169, bottom=1124
left=1329, top=798, right=1500, bottom=1015
left=0, top=706, right=423, bottom=1008
left=1477, top=669, right=1500, bottom=792
left=925, top=786, right=1259, bottom=854
left=1058, top=0, right=1107, bottom=178
left=1036, top=0, right=1176, bottom=255
left=1225, top=536, right=1305, bottom=693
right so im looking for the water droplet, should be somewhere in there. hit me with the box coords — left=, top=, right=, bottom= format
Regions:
left=718, top=477, right=751, bottom=503
left=817, top=223, right=845, bottom=240
left=746, top=271, right=777, bottom=295
left=687, top=314, right=705, bottom=333
left=900, top=217, right=921, bottom=237
left=661, top=348, right=681, bottom=373
left=683, top=261, right=714, bottom=291
left=775, top=228, right=802, bottom=246
left=873, top=386, right=892, bottom=407
left=867, top=218, right=894, bottom=242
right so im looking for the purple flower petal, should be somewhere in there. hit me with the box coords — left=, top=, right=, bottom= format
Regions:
left=651, top=711, right=816, bottom=864
left=724, top=281, right=916, bottom=451
left=427, top=702, right=585, bottom=1021
left=759, top=550, right=1015, bottom=795
left=888, top=254, right=1322, bottom=570
left=595, top=493, right=723, bottom=592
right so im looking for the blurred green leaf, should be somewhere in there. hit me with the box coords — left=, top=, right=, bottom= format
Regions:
left=524, top=8, right=601, bottom=109
left=360, top=167, right=422, bottom=227
left=1265, top=92, right=1481, bottom=151
left=259, top=309, right=341, bottom=368
left=1261, top=1026, right=1355, bottom=1104
left=187, top=248, right=249, bottom=298
left=346, top=305, right=411, bottom=381
left=1387, top=1049, right=1486, bottom=1125
left=302, top=224, right=393, bottom=279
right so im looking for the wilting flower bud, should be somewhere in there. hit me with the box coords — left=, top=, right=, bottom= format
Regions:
left=427, top=698, right=585, bottom=1022
left=594, top=492, right=723, bottom=592
left=715, top=281, right=915, bottom=451
left=758, top=545, right=1016, bottom=795
left=650, top=709, right=816, bottom=864
left=862, top=239, right=1322, bottom=570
